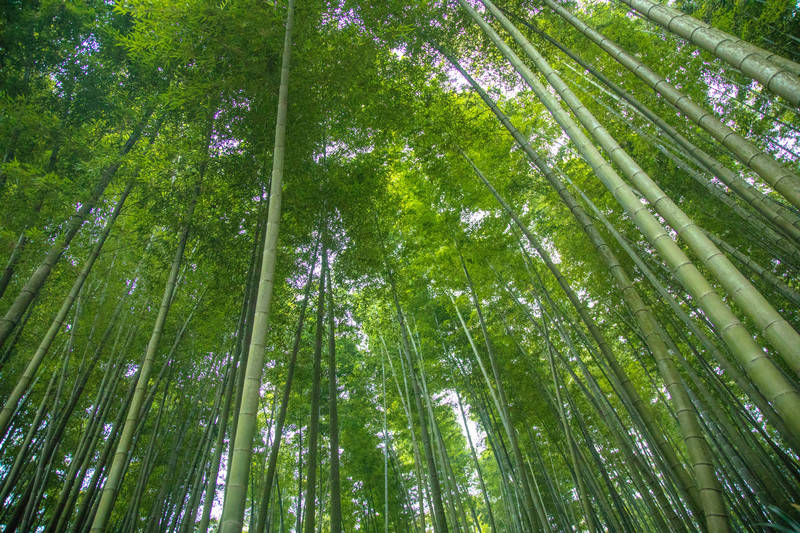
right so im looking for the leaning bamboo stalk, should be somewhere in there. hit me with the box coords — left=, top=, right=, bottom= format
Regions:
left=480, top=0, right=800, bottom=375
left=615, top=0, right=800, bottom=89
left=456, top=252, right=553, bottom=531
left=0, top=108, right=153, bottom=349
left=473, top=152, right=728, bottom=529
left=382, top=337, right=429, bottom=533
left=387, top=268, right=449, bottom=533
left=0, top=182, right=133, bottom=438
left=704, top=231, right=800, bottom=306
left=543, top=0, right=800, bottom=210
left=445, top=49, right=705, bottom=520
left=450, top=4, right=800, bottom=450
left=565, top=174, right=800, bottom=456
left=89, top=180, right=199, bottom=532
left=523, top=19, right=800, bottom=242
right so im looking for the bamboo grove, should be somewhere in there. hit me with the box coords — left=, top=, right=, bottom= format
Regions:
left=1, top=0, right=799, bottom=531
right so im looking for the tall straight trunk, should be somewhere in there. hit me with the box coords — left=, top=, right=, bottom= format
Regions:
left=387, top=270, right=448, bottom=533
left=453, top=253, right=552, bottom=532
left=303, top=247, right=327, bottom=533
left=276, top=476, right=286, bottom=533
left=73, top=363, right=144, bottom=533
left=326, top=261, right=342, bottom=533
left=542, top=317, right=682, bottom=531
left=157, top=400, right=203, bottom=533
left=255, top=374, right=280, bottom=533
left=397, top=348, right=436, bottom=531
left=198, top=353, right=239, bottom=533
left=445, top=358, right=510, bottom=528
left=388, top=444, right=418, bottom=533
left=430, top=418, right=462, bottom=533
left=0, top=181, right=133, bottom=438
left=255, top=238, right=320, bottom=533
left=512, top=240, right=689, bottom=528
left=314, top=449, right=327, bottom=533
left=140, top=405, right=195, bottom=533
left=11, top=322, right=136, bottom=530
left=509, top=266, right=687, bottom=530
left=382, top=339, right=428, bottom=533
left=576, top=88, right=800, bottom=262
left=224, top=202, right=266, bottom=494
left=455, top=391, right=496, bottom=533
left=1, top=467, right=36, bottom=532
left=541, top=0, right=800, bottom=211
left=89, top=182, right=199, bottom=532
left=563, top=379, right=637, bottom=531
left=0, top=107, right=153, bottom=349
left=382, top=358, right=389, bottom=533
left=478, top=0, right=800, bottom=378
left=444, top=13, right=800, bottom=447
left=431, top=403, right=470, bottom=533
left=665, top=322, right=796, bottom=509
left=615, top=0, right=800, bottom=100
left=479, top=403, right=528, bottom=533
left=295, top=427, right=304, bottom=533
left=219, top=2, right=294, bottom=529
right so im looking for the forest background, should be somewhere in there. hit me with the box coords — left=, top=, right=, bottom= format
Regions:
left=1, top=0, right=799, bottom=532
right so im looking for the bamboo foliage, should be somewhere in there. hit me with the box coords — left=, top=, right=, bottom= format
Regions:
left=0, top=0, right=798, bottom=531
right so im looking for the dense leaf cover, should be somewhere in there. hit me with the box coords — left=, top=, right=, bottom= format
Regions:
left=1, top=0, right=799, bottom=532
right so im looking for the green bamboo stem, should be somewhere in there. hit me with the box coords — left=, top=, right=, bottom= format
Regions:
left=614, top=0, right=800, bottom=92
left=704, top=231, right=800, bottom=306
left=219, top=3, right=294, bottom=530
left=450, top=4, right=800, bottom=450
left=303, top=245, right=327, bottom=533
left=89, top=181, right=198, bottom=532
left=522, top=19, right=800, bottom=244
left=0, top=181, right=133, bottom=438
left=0, top=107, right=153, bottom=349
left=543, top=0, right=800, bottom=211
left=254, top=239, right=319, bottom=533
left=482, top=0, right=800, bottom=376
